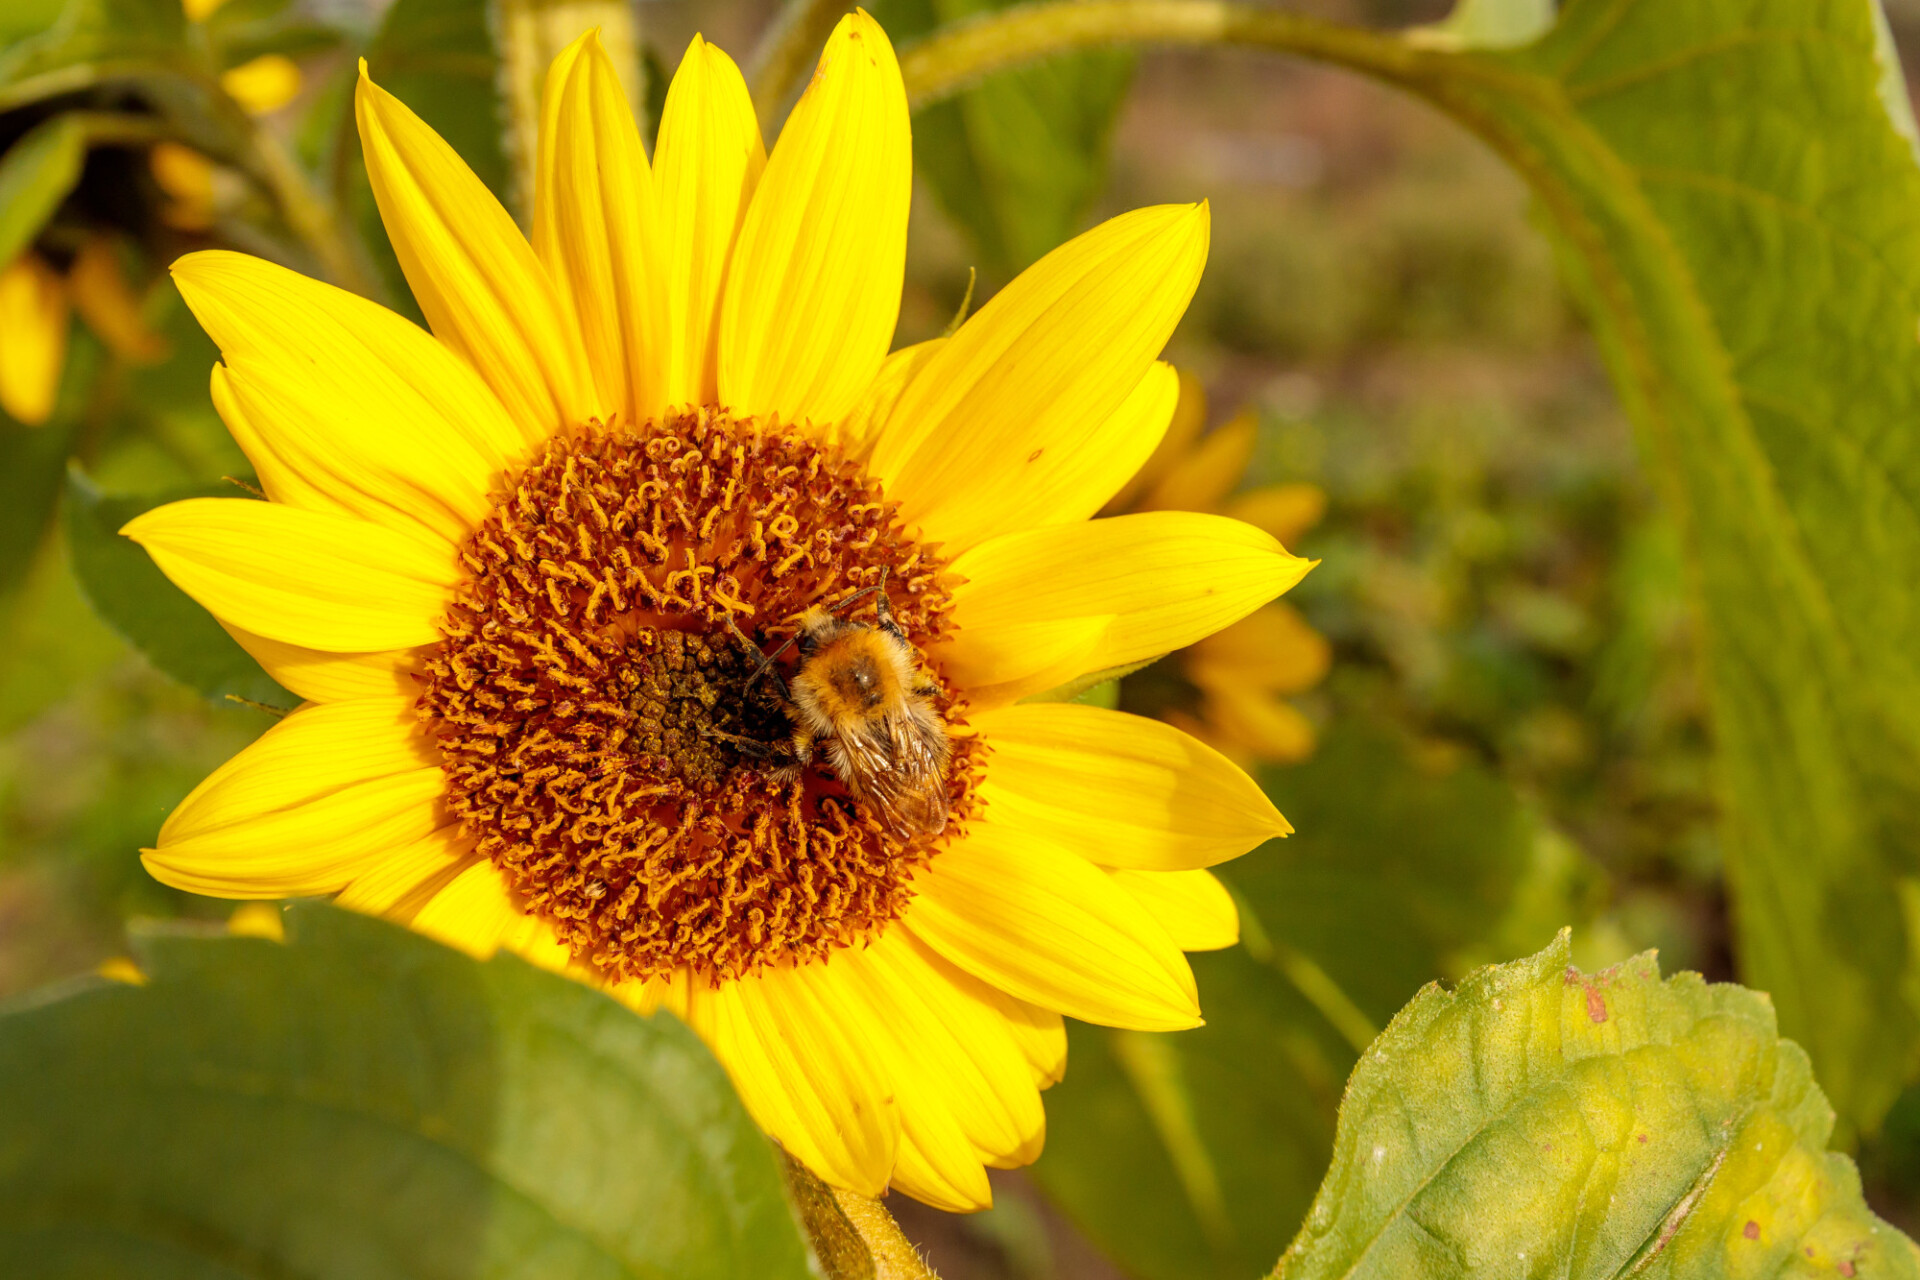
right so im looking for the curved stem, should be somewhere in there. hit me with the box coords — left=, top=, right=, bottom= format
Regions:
left=897, top=0, right=1445, bottom=107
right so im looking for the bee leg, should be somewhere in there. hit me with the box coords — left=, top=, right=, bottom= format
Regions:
left=764, top=730, right=813, bottom=785
left=699, top=725, right=779, bottom=757
left=724, top=614, right=792, bottom=702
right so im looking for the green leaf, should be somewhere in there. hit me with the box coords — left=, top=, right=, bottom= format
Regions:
left=0, top=0, right=189, bottom=93
left=883, top=0, right=1134, bottom=274
left=0, top=903, right=815, bottom=1279
left=0, top=0, right=65, bottom=47
left=0, top=115, right=86, bottom=266
left=0, top=418, right=81, bottom=596
left=63, top=471, right=292, bottom=706
left=1033, top=724, right=1601, bottom=1280
left=1332, top=0, right=1920, bottom=1133
left=1274, top=932, right=1920, bottom=1279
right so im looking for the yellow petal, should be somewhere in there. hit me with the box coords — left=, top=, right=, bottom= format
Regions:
left=121, top=498, right=459, bottom=651
left=1186, top=602, right=1331, bottom=697
left=842, top=338, right=942, bottom=458
left=905, top=819, right=1200, bottom=1031
left=654, top=35, right=765, bottom=409
left=1222, top=482, right=1325, bottom=546
left=532, top=31, right=591, bottom=341
left=173, top=251, right=524, bottom=545
left=98, top=956, right=147, bottom=985
left=208, top=364, right=351, bottom=522
left=970, top=702, right=1288, bottom=870
left=1105, top=366, right=1207, bottom=513
left=161, top=696, right=434, bottom=844
left=412, top=859, right=537, bottom=957
left=977, top=986, right=1067, bottom=1088
left=893, top=1132, right=991, bottom=1213
left=843, top=929, right=1044, bottom=1168
left=938, top=511, right=1312, bottom=693
left=938, top=612, right=1112, bottom=708
left=1139, top=407, right=1255, bottom=515
left=869, top=204, right=1207, bottom=551
left=227, top=901, right=286, bottom=940
left=220, top=53, right=302, bottom=114
left=1110, top=869, right=1239, bottom=951
left=718, top=11, right=909, bottom=426
left=1201, top=689, right=1317, bottom=764
left=150, top=142, right=216, bottom=229
left=0, top=254, right=67, bottom=425
left=335, top=824, right=476, bottom=922
left=219, top=620, right=423, bottom=704
left=143, top=767, right=446, bottom=898
left=69, top=236, right=168, bottom=363
left=357, top=66, right=592, bottom=438
left=541, top=31, right=664, bottom=423
left=707, top=964, right=900, bottom=1195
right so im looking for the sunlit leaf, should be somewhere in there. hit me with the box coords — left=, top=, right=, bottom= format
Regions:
left=1430, top=0, right=1920, bottom=1134
left=1275, top=932, right=1920, bottom=1280
left=0, top=903, right=815, bottom=1279
left=64, top=471, right=291, bottom=706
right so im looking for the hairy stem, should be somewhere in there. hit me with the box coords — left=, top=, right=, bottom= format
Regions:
left=495, top=0, right=646, bottom=223
left=748, top=0, right=851, bottom=123
left=780, top=1152, right=938, bottom=1279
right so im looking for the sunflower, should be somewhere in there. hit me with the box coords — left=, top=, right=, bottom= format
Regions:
left=124, top=13, right=1310, bottom=1210
left=1107, top=373, right=1332, bottom=765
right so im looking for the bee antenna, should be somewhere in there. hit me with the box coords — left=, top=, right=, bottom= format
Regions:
left=824, top=568, right=893, bottom=620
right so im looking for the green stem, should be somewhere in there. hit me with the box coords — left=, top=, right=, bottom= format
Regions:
left=748, top=0, right=851, bottom=123
left=896, top=0, right=1451, bottom=107
left=779, top=1151, right=938, bottom=1279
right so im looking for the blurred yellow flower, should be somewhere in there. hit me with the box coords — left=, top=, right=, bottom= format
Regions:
left=0, top=238, right=169, bottom=425
left=1108, top=371, right=1331, bottom=765
left=123, top=16, right=1307, bottom=1211
left=0, top=255, right=68, bottom=425
left=219, top=54, right=302, bottom=115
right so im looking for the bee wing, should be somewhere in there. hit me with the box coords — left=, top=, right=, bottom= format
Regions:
left=839, top=709, right=951, bottom=839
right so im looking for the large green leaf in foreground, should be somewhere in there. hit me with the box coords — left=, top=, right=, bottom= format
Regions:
left=1276, top=933, right=1920, bottom=1280
left=1362, top=0, right=1920, bottom=1133
left=1500, top=0, right=1920, bottom=1134
left=0, top=904, right=813, bottom=1280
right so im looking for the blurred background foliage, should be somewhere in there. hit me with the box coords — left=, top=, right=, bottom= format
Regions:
left=6, top=0, right=1920, bottom=1276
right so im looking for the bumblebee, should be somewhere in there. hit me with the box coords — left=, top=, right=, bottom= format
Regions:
left=727, top=578, right=951, bottom=840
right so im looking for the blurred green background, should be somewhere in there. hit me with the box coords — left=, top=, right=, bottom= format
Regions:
left=6, top=0, right=1920, bottom=1275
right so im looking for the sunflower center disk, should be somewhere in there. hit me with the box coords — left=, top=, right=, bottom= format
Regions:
left=419, top=408, right=980, bottom=985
